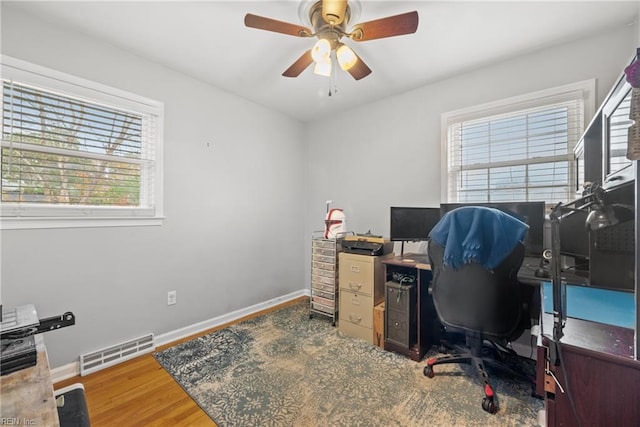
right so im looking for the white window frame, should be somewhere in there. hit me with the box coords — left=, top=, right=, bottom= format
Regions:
left=441, top=80, right=595, bottom=206
left=0, top=56, right=164, bottom=229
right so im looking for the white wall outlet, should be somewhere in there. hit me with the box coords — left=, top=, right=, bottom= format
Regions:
left=167, top=291, right=177, bottom=306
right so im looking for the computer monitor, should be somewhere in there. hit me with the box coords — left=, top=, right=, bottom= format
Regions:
left=390, top=207, right=441, bottom=242
left=439, top=201, right=546, bottom=257
left=558, top=209, right=590, bottom=276
left=558, top=209, right=590, bottom=259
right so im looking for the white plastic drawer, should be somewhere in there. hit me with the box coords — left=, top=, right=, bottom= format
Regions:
left=312, top=281, right=335, bottom=293
left=311, top=301, right=335, bottom=314
left=312, top=289, right=335, bottom=300
left=312, top=254, right=335, bottom=264
left=312, top=247, right=336, bottom=257
left=312, top=239, right=336, bottom=250
left=313, top=268, right=337, bottom=279
left=312, top=274, right=335, bottom=286
left=312, top=261, right=335, bottom=271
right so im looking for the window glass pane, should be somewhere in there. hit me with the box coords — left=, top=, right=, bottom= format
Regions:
left=2, top=148, right=141, bottom=205
left=489, top=165, right=525, bottom=189
left=528, top=187, right=567, bottom=205
left=488, top=189, right=526, bottom=202
left=461, top=122, right=489, bottom=165
left=458, top=190, right=489, bottom=203
left=529, top=161, right=568, bottom=186
left=3, top=83, right=143, bottom=159
left=461, top=169, right=488, bottom=191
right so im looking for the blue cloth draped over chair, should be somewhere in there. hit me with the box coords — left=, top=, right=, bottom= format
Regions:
left=429, top=206, right=529, bottom=270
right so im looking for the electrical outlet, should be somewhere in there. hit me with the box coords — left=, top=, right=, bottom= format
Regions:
left=167, top=291, right=177, bottom=306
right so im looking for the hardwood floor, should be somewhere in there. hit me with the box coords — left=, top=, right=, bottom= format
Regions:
left=55, top=297, right=307, bottom=427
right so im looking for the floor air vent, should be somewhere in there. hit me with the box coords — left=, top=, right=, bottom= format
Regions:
left=80, top=333, right=154, bottom=376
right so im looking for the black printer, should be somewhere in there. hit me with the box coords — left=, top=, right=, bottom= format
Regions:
left=341, top=236, right=393, bottom=256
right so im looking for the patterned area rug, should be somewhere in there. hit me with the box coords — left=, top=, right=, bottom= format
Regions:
left=154, top=302, right=543, bottom=426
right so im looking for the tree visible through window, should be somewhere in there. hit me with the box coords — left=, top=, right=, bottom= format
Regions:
left=0, top=56, right=163, bottom=227
left=2, top=82, right=146, bottom=206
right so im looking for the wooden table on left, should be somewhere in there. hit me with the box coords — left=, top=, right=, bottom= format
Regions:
left=1, top=334, right=60, bottom=426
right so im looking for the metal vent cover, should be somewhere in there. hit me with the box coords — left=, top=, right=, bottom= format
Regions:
left=80, top=333, right=154, bottom=376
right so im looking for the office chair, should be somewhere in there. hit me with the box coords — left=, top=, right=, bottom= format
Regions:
left=423, top=206, right=534, bottom=414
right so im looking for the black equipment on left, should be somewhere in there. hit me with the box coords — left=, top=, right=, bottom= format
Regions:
left=1, top=306, right=76, bottom=375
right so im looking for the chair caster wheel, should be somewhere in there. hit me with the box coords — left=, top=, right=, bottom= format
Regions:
left=423, top=366, right=435, bottom=378
left=482, top=397, right=497, bottom=414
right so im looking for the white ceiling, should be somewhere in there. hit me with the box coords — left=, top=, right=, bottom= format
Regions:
left=5, top=1, right=639, bottom=122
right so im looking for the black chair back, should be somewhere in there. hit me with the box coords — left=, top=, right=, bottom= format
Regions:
left=428, top=240, right=528, bottom=342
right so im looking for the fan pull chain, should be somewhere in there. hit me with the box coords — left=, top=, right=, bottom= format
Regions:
left=328, top=53, right=338, bottom=97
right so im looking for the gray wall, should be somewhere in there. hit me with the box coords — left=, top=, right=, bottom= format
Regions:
left=1, top=7, right=307, bottom=368
left=304, top=25, right=637, bottom=245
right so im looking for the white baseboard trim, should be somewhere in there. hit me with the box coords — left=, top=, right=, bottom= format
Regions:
left=53, top=289, right=309, bottom=384
left=51, top=361, right=80, bottom=384
left=154, top=289, right=308, bottom=347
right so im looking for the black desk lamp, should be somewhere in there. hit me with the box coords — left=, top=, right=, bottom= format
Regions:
left=549, top=184, right=634, bottom=347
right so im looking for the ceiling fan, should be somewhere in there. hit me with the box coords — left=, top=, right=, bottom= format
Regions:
left=244, top=0, right=419, bottom=80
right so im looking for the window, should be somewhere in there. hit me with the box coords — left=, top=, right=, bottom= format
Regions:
left=441, top=80, right=595, bottom=207
left=1, top=56, right=163, bottom=229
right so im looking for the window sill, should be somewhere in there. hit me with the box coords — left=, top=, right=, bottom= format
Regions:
left=0, top=216, right=165, bottom=230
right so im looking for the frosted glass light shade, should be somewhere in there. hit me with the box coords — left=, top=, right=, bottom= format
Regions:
left=311, top=39, right=331, bottom=63
left=314, top=59, right=332, bottom=77
left=336, top=44, right=357, bottom=70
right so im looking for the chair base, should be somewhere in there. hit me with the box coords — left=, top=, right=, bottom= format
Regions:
left=423, top=337, right=535, bottom=414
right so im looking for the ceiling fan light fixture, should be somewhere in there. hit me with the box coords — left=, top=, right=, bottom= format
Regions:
left=311, top=38, right=332, bottom=63
left=313, top=58, right=332, bottom=77
left=336, top=44, right=357, bottom=70
left=322, top=0, right=348, bottom=25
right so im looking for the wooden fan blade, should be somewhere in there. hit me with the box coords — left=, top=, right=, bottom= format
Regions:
left=244, top=13, right=312, bottom=37
left=346, top=51, right=372, bottom=81
left=350, top=11, right=419, bottom=42
left=282, top=50, right=314, bottom=78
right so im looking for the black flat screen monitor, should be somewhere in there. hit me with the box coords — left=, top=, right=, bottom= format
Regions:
left=559, top=209, right=590, bottom=259
left=439, top=201, right=545, bottom=257
left=390, top=207, right=441, bottom=242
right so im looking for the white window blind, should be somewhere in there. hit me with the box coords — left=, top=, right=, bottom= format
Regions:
left=1, top=56, right=163, bottom=228
left=442, top=80, right=594, bottom=207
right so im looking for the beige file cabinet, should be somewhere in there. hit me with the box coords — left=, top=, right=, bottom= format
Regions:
left=338, top=252, right=388, bottom=344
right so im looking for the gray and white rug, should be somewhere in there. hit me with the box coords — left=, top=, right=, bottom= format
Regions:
left=154, top=302, right=542, bottom=426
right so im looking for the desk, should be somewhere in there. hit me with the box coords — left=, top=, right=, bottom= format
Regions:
left=382, top=254, right=437, bottom=361
left=518, top=256, right=588, bottom=287
left=537, top=284, right=640, bottom=426
left=0, top=335, right=60, bottom=426
left=518, top=258, right=589, bottom=326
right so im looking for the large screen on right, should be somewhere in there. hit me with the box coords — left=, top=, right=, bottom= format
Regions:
left=439, top=201, right=546, bottom=257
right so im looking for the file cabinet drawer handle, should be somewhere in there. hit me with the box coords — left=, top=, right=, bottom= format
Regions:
left=349, top=282, right=362, bottom=290
left=349, top=314, right=363, bottom=324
